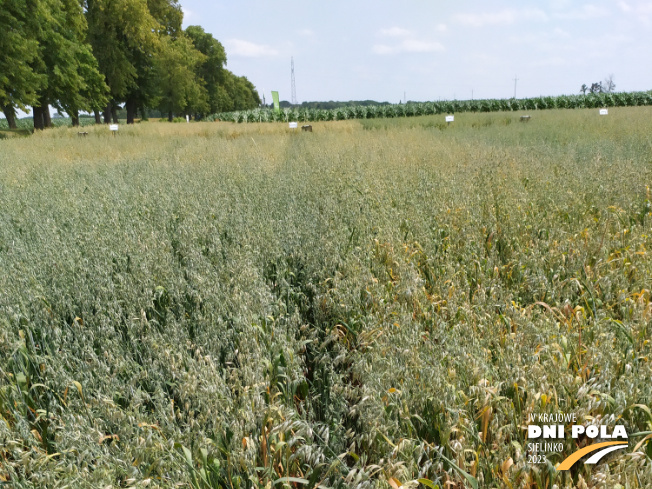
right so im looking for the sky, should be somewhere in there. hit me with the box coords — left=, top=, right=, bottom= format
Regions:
left=180, top=0, right=652, bottom=103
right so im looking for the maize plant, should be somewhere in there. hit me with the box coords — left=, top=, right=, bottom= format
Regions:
left=198, top=90, right=652, bottom=125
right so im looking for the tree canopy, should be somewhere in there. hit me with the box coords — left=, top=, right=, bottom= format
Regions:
left=0, top=0, right=261, bottom=129
left=184, top=25, right=260, bottom=117
left=156, top=34, right=208, bottom=120
left=0, top=0, right=44, bottom=127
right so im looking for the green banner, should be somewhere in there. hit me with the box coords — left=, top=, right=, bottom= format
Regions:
left=271, top=91, right=280, bottom=113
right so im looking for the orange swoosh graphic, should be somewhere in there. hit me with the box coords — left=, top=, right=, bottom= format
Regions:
left=557, top=441, right=628, bottom=471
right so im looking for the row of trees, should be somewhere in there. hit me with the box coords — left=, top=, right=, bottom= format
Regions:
left=282, top=100, right=394, bottom=110
left=580, top=74, right=616, bottom=95
left=0, top=0, right=260, bottom=129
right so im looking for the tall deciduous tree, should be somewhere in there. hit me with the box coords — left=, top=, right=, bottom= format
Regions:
left=185, top=25, right=261, bottom=116
left=155, top=35, right=208, bottom=121
left=185, top=25, right=227, bottom=116
left=86, top=0, right=159, bottom=123
left=147, top=0, right=182, bottom=37
left=135, top=0, right=186, bottom=122
left=229, top=73, right=261, bottom=110
left=217, top=71, right=261, bottom=112
left=55, top=0, right=108, bottom=126
left=0, top=0, right=44, bottom=128
left=1, top=0, right=259, bottom=129
left=31, top=0, right=108, bottom=130
left=590, top=82, right=603, bottom=94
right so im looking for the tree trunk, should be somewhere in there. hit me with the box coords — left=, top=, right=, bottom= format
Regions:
left=104, top=102, right=111, bottom=124
left=41, top=99, right=52, bottom=128
left=126, top=97, right=136, bottom=124
left=71, top=110, right=79, bottom=127
left=43, top=110, right=52, bottom=128
left=111, top=103, right=118, bottom=124
left=168, top=110, right=173, bottom=122
left=2, top=106, right=17, bottom=129
left=33, top=106, right=45, bottom=130
left=94, top=109, right=101, bottom=124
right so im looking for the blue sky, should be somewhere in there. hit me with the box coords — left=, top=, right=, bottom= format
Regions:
left=180, top=0, right=652, bottom=103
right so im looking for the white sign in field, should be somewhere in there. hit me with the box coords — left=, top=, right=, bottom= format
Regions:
left=109, top=124, right=119, bottom=131
left=289, top=122, right=298, bottom=129
left=599, top=109, right=608, bottom=115
left=445, top=115, right=454, bottom=123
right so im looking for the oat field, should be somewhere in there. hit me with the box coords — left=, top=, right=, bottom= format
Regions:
left=1, top=109, right=651, bottom=488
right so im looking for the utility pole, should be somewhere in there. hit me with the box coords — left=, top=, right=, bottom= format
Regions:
left=291, top=57, right=297, bottom=105
left=513, top=75, right=519, bottom=99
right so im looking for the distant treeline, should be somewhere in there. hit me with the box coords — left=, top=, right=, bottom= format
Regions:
left=211, top=91, right=652, bottom=123
left=0, top=0, right=260, bottom=130
left=271, top=100, right=394, bottom=110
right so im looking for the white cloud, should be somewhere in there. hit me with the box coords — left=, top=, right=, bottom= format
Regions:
left=225, top=39, right=279, bottom=57
left=434, top=23, right=448, bottom=33
left=552, top=4, right=610, bottom=20
left=379, top=27, right=412, bottom=37
left=617, top=1, right=652, bottom=22
left=401, top=39, right=445, bottom=53
left=508, top=27, right=572, bottom=48
left=375, top=26, right=444, bottom=55
left=550, top=0, right=573, bottom=8
left=618, top=1, right=633, bottom=12
left=181, top=6, right=193, bottom=22
left=453, top=9, right=548, bottom=27
left=373, top=39, right=445, bottom=55
left=529, top=56, right=569, bottom=67
left=552, top=27, right=571, bottom=38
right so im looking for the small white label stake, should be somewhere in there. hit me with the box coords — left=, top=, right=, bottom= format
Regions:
left=599, top=109, right=608, bottom=115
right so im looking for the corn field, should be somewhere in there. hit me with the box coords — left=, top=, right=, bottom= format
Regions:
left=207, top=91, right=652, bottom=124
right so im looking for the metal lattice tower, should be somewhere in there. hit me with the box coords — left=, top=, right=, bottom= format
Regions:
left=291, top=57, right=297, bottom=105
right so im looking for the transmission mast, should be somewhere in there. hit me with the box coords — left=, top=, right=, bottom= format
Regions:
left=291, top=57, right=297, bottom=105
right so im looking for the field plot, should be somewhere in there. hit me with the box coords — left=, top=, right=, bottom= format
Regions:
left=1, top=109, right=651, bottom=488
